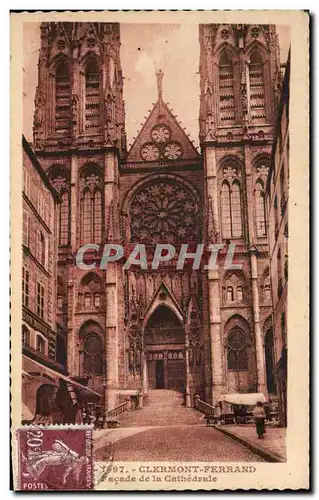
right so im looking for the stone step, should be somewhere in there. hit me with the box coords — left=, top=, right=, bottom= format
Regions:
left=118, top=389, right=204, bottom=428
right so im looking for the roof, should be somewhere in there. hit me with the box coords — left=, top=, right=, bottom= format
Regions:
left=126, top=70, right=199, bottom=164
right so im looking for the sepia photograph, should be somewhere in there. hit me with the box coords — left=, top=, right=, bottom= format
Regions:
left=10, top=10, right=309, bottom=491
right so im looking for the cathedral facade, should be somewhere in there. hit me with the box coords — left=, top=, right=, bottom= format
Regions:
left=32, top=22, right=282, bottom=411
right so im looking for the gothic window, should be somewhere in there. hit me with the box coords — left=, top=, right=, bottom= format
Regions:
left=264, top=285, right=271, bottom=301
left=55, top=62, right=71, bottom=134
left=224, top=272, right=246, bottom=305
left=255, top=180, right=267, bottom=237
left=227, top=328, right=248, bottom=371
left=80, top=167, right=103, bottom=245
left=129, top=179, right=199, bottom=245
left=59, top=190, right=70, bottom=245
left=49, top=168, right=70, bottom=246
left=237, top=286, right=243, bottom=302
left=22, top=325, right=30, bottom=346
left=249, top=50, right=266, bottom=122
left=218, top=52, right=236, bottom=124
left=85, top=58, right=101, bottom=131
left=22, top=267, right=30, bottom=308
left=220, top=161, right=244, bottom=240
left=82, top=333, right=103, bottom=375
left=227, top=286, right=234, bottom=302
left=221, top=182, right=232, bottom=239
left=79, top=273, right=103, bottom=311
left=231, top=182, right=243, bottom=237
left=93, top=190, right=102, bottom=244
left=57, top=295, right=63, bottom=309
left=82, top=189, right=92, bottom=243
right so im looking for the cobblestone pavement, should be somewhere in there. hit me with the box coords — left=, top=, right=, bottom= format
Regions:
left=94, top=426, right=266, bottom=462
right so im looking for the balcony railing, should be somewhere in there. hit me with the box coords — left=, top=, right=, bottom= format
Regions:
left=107, top=400, right=130, bottom=418
left=194, top=396, right=215, bottom=417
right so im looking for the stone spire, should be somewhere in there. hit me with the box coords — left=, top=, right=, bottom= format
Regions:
left=156, top=69, right=164, bottom=100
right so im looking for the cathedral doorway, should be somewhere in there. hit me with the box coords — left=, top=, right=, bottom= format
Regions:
left=144, top=306, right=185, bottom=392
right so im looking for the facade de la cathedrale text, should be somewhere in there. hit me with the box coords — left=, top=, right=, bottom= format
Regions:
left=22, top=22, right=288, bottom=428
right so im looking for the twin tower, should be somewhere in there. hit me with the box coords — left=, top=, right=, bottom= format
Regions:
left=33, top=22, right=282, bottom=409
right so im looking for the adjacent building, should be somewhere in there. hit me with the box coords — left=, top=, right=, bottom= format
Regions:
left=266, top=51, right=290, bottom=426
left=24, top=22, right=286, bottom=421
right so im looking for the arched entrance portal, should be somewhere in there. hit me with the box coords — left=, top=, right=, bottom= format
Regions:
left=145, top=306, right=185, bottom=392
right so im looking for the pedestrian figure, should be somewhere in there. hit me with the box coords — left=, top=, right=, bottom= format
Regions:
left=253, top=401, right=266, bottom=439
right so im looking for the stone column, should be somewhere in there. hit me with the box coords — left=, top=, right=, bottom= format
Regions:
left=67, top=274, right=77, bottom=376
left=208, top=268, right=223, bottom=405
left=251, top=251, right=267, bottom=394
left=184, top=331, right=191, bottom=407
left=105, top=262, right=119, bottom=410
left=141, top=348, right=148, bottom=399
left=70, top=155, right=78, bottom=251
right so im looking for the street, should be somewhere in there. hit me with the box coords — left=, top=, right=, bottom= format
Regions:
left=94, top=426, right=266, bottom=462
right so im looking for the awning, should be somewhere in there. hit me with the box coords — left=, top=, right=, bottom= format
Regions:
left=219, top=393, right=266, bottom=406
left=22, top=356, right=101, bottom=399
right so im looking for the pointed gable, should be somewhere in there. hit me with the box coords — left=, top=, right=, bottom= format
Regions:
left=127, top=70, right=199, bottom=164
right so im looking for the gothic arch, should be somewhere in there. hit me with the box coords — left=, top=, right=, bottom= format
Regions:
left=79, top=161, right=103, bottom=178
left=142, top=287, right=184, bottom=330
left=214, top=41, right=238, bottom=58
left=78, top=50, right=101, bottom=68
left=252, top=153, right=271, bottom=169
left=245, top=40, right=269, bottom=61
left=49, top=53, right=71, bottom=72
left=78, top=320, right=104, bottom=377
left=218, top=154, right=243, bottom=172
left=224, top=313, right=251, bottom=342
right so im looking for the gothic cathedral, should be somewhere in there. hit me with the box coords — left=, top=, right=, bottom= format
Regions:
left=33, top=22, right=282, bottom=410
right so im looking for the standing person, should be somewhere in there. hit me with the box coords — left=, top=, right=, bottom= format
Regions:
left=253, top=401, right=266, bottom=439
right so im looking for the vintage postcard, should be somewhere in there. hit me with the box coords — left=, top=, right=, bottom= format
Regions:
left=10, top=10, right=309, bottom=490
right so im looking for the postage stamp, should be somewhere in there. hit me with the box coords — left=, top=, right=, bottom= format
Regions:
left=16, top=427, right=93, bottom=491
left=10, top=9, right=309, bottom=491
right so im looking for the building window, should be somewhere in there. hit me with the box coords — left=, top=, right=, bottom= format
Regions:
left=231, top=182, right=243, bottom=237
left=94, top=293, right=101, bottom=307
left=226, top=286, right=234, bottom=302
left=221, top=181, right=243, bottom=239
left=55, top=62, right=71, bottom=134
left=218, top=51, right=236, bottom=124
left=36, top=334, right=46, bottom=354
left=227, top=328, right=248, bottom=371
left=22, top=325, right=30, bottom=346
left=93, top=190, right=102, bottom=244
left=83, top=333, right=103, bottom=375
left=264, top=285, right=271, bottom=301
left=59, top=190, right=70, bottom=246
left=36, top=230, right=46, bottom=267
left=221, top=182, right=231, bottom=239
left=255, top=180, right=267, bottom=237
left=85, top=58, right=101, bottom=131
left=36, top=282, right=45, bottom=319
left=84, top=293, right=91, bottom=308
left=237, top=286, right=243, bottom=302
left=57, top=295, right=63, bottom=309
left=22, top=209, right=29, bottom=247
left=23, top=170, right=31, bottom=198
left=82, top=189, right=92, bottom=244
left=81, top=170, right=103, bottom=245
left=248, top=50, right=266, bottom=122
left=22, top=267, right=30, bottom=308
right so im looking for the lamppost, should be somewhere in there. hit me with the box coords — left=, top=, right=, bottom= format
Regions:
left=102, top=376, right=107, bottom=429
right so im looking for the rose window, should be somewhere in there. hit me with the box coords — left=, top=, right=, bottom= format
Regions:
left=129, top=180, right=199, bottom=244
left=163, top=142, right=183, bottom=160
left=140, top=143, right=160, bottom=161
left=151, top=125, right=171, bottom=143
